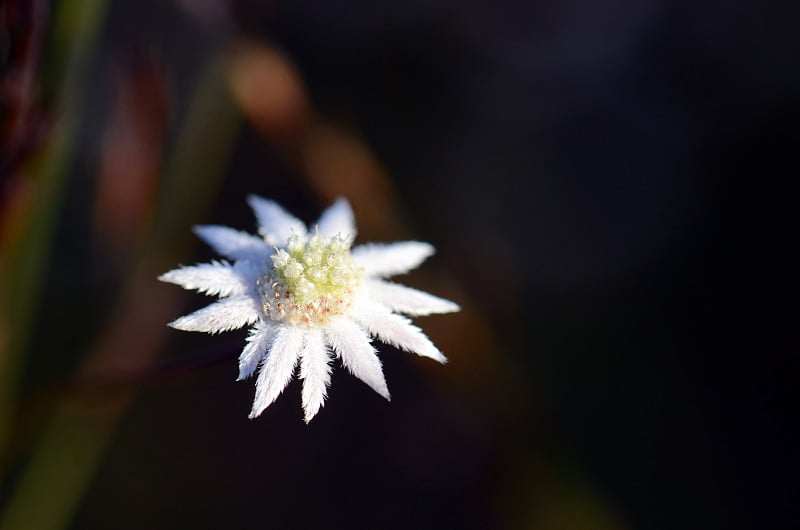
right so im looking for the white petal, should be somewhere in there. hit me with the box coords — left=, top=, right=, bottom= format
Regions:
left=158, top=260, right=260, bottom=298
left=299, top=329, right=331, bottom=423
left=315, top=197, right=356, bottom=242
left=325, top=318, right=390, bottom=400
left=194, top=225, right=270, bottom=262
left=352, top=301, right=447, bottom=364
left=247, top=195, right=307, bottom=246
left=351, top=241, right=434, bottom=277
left=249, top=326, right=304, bottom=418
left=168, top=295, right=261, bottom=334
left=237, top=321, right=278, bottom=380
left=364, top=278, right=460, bottom=316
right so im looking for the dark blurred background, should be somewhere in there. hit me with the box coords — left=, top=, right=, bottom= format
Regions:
left=1, top=1, right=796, bottom=529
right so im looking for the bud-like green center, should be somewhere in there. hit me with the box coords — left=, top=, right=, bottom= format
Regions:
left=258, top=232, right=359, bottom=326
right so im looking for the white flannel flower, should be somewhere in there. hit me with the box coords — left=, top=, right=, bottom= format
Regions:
left=160, top=196, right=459, bottom=423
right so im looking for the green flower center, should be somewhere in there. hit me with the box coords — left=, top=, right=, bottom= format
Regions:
left=258, top=232, right=359, bottom=326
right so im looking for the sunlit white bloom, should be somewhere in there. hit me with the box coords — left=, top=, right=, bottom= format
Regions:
left=160, top=196, right=459, bottom=422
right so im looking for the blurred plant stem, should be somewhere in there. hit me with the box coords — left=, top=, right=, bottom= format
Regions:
left=0, top=0, right=107, bottom=475
left=0, top=47, right=240, bottom=530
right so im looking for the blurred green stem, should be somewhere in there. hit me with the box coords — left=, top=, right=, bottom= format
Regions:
left=0, top=46, right=240, bottom=530
left=0, top=0, right=108, bottom=473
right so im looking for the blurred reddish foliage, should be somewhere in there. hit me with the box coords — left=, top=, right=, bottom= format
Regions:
left=0, top=0, right=50, bottom=183
left=94, top=53, right=171, bottom=260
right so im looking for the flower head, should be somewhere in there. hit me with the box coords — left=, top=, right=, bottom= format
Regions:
left=160, top=196, right=459, bottom=422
